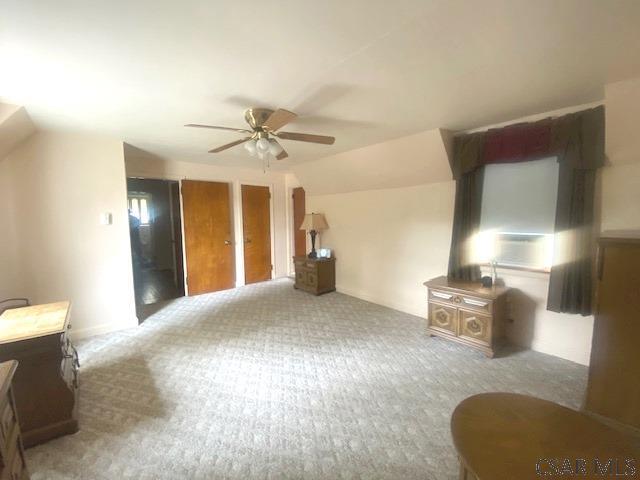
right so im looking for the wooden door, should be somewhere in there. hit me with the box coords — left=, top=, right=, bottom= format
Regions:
left=181, top=180, right=235, bottom=295
left=241, top=185, right=272, bottom=284
left=293, top=187, right=306, bottom=256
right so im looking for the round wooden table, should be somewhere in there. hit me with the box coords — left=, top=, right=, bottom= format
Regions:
left=451, top=393, right=640, bottom=479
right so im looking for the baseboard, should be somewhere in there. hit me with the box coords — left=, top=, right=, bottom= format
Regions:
left=69, top=317, right=137, bottom=341
left=335, top=285, right=423, bottom=318
left=527, top=337, right=590, bottom=366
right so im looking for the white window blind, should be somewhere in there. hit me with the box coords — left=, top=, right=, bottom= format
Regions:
left=478, top=157, right=559, bottom=270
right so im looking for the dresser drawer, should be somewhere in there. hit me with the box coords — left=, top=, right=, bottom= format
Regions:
left=429, top=289, right=492, bottom=314
left=458, top=310, right=491, bottom=346
left=428, top=302, right=457, bottom=336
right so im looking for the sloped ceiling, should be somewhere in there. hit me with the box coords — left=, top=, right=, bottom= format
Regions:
left=1, top=0, right=640, bottom=170
left=0, top=103, right=35, bottom=160
left=292, top=129, right=452, bottom=195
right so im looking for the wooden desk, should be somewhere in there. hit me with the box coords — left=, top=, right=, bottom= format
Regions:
left=424, top=276, right=509, bottom=357
left=451, top=393, right=640, bottom=479
left=0, top=302, right=79, bottom=448
left=0, top=361, right=30, bottom=479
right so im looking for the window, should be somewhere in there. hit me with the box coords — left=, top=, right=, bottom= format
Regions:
left=128, top=194, right=151, bottom=225
left=476, top=156, right=559, bottom=271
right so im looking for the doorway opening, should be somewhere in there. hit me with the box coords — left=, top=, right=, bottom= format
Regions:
left=127, top=178, right=185, bottom=322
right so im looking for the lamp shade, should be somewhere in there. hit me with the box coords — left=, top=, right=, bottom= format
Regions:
left=300, top=213, right=328, bottom=231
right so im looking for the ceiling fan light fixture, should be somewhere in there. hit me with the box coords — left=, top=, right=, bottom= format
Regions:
left=268, top=139, right=283, bottom=156
left=244, top=139, right=257, bottom=154
left=256, top=137, right=270, bottom=153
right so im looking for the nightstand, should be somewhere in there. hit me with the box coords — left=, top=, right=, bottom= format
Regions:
left=293, top=256, right=336, bottom=295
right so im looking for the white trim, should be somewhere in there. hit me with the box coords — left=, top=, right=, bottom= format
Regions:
left=286, top=186, right=296, bottom=276
left=178, top=179, right=189, bottom=295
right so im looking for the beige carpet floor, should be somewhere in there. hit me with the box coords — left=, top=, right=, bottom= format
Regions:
left=26, top=278, right=588, bottom=479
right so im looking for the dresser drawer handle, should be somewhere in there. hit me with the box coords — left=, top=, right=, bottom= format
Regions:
left=432, top=291, right=453, bottom=300
left=463, top=298, right=488, bottom=307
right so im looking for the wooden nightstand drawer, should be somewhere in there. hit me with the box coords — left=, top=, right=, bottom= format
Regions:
left=429, top=289, right=457, bottom=304
left=428, top=302, right=457, bottom=336
left=458, top=310, right=491, bottom=346
left=459, top=295, right=491, bottom=314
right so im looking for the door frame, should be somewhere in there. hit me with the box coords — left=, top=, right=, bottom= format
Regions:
left=126, top=175, right=187, bottom=299
left=237, top=181, right=275, bottom=287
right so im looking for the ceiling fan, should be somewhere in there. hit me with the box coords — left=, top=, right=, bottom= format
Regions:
left=185, top=108, right=335, bottom=161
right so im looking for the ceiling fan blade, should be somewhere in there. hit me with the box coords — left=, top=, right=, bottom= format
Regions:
left=263, top=109, right=297, bottom=132
left=276, top=147, right=288, bottom=160
left=185, top=124, right=252, bottom=134
left=208, top=137, right=252, bottom=153
left=275, top=131, right=335, bottom=145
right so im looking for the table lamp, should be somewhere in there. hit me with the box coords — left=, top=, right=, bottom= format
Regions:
left=300, top=213, right=328, bottom=259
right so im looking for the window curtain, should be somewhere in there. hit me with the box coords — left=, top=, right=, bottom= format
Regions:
left=546, top=107, right=605, bottom=315
left=448, top=134, right=485, bottom=281
left=447, top=106, right=605, bottom=315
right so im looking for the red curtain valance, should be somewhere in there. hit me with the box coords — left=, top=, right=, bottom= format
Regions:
left=450, top=106, right=604, bottom=179
left=483, top=120, right=550, bottom=165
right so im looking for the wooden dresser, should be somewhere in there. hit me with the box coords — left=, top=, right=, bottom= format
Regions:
left=293, top=256, right=336, bottom=295
left=0, top=361, right=30, bottom=480
left=424, top=276, right=509, bottom=357
left=585, top=232, right=640, bottom=431
left=0, top=302, right=79, bottom=448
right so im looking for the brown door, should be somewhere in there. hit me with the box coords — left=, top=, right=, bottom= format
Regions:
left=181, top=180, right=235, bottom=295
left=293, top=187, right=306, bottom=256
left=241, top=185, right=272, bottom=284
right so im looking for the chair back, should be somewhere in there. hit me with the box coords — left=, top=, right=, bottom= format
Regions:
left=0, top=298, right=30, bottom=316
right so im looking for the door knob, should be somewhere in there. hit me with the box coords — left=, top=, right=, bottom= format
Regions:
left=224, top=240, right=231, bottom=245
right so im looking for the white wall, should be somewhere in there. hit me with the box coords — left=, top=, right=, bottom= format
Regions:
left=307, top=182, right=455, bottom=316
left=302, top=77, right=640, bottom=366
left=0, top=158, right=24, bottom=299
left=125, top=155, right=289, bottom=284
left=0, top=131, right=137, bottom=339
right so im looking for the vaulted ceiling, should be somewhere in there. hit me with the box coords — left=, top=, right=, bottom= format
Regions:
left=2, top=0, right=640, bottom=170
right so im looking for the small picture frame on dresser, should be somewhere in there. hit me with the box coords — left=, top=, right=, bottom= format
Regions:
left=318, top=248, right=332, bottom=258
